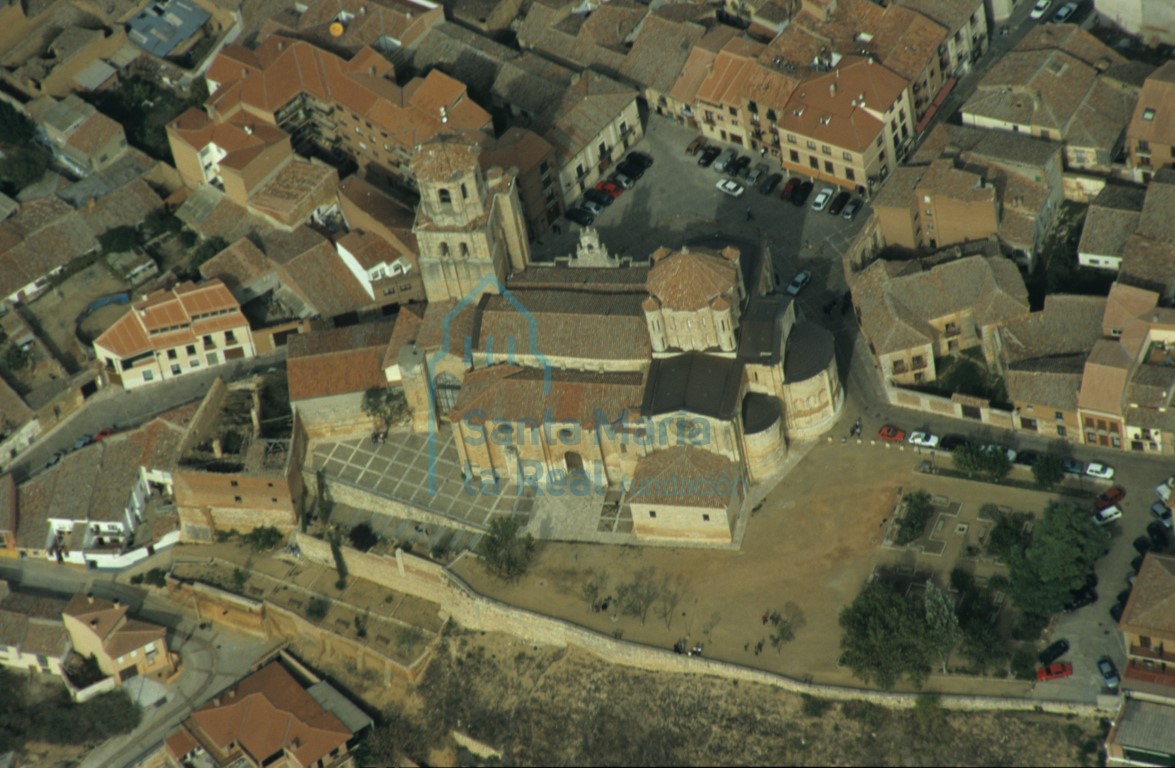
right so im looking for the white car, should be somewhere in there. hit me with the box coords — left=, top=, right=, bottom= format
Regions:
left=1157, top=475, right=1175, bottom=502
left=1029, top=0, right=1053, bottom=19
left=810, top=186, right=835, bottom=211
left=716, top=179, right=745, bottom=198
left=786, top=270, right=812, bottom=296
left=1085, top=462, right=1115, bottom=481
left=1092, top=504, right=1123, bottom=526
left=581, top=198, right=604, bottom=215
left=907, top=432, right=940, bottom=449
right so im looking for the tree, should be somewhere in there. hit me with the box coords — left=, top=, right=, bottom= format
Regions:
left=0, top=343, right=32, bottom=374
left=1007, top=501, right=1109, bottom=616
left=478, top=515, right=536, bottom=581
left=985, top=509, right=1031, bottom=561
left=0, top=146, right=50, bottom=194
left=617, top=567, right=662, bottom=625
left=307, top=597, right=329, bottom=620
left=953, top=444, right=1011, bottom=482
left=231, top=567, right=247, bottom=593
left=579, top=569, right=609, bottom=612
left=838, top=581, right=931, bottom=690
left=348, top=522, right=378, bottom=552
left=190, top=236, right=228, bottom=271
left=141, top=208, right=181, bottom=239
left=768, top=603, right=804, bottom=652
left=362, top=386, right=410, bottom=428
left=923, top=581, right=961, bottom=674
left=952, top=443, right=987, bottom=476
left=242, top=525, right=283, bottom=552
left=98, top=225, right=141, bottom=254
left=654, top=579, right=683, bottom=630
left=0, top=102, right=36, bottom=144
left=1032, top=453, right=1065, bottom=489
left=895, top=490, right=935, bottom=545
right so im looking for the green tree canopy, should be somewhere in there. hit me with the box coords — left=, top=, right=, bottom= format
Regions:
left=98, top=225, right=141, bottom=254
left=1032, top=453, right=1065, bottom=489
left=1007, top=501, right=1109, bottom=616
left=0, top=146, right=50, bottom=195
left=361, top=386, right=410, bottom=428
left=478, top=515, right=536, bottom=582
left=0, top=102, right=36, bottom=145
left=923, top=582, right=961, bottom=674
left=838, top=581, right=931, bottom=690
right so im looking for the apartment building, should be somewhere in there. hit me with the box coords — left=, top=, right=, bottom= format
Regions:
left=93, top=280, right=256, bottom=391
left=63, top=593, right=174, bottom=683
left=1126, top=61, right=1175, bottom=182
left=896, top=0, right=988, bottom=80
left=169, top=35, right=492, bottom=195
left=777, top=57, right=914, bottom=194
left=873, top=160, right=997, bottom=249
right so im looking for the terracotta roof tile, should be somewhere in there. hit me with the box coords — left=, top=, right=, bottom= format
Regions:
left=646, top=245, right=739, bottom=311
left=629, top=446, right=741, bottom=509
left=287, top=320, right=396, bottom=401
left=1119, top=553, right=1175, bottom=638
left=775, top=56, right=906, bottom=153
left=450, top=365, right=645, bottom=426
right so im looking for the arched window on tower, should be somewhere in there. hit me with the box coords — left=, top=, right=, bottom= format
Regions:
left=461, top=183, right=468, bottom=199
left=460, top=242, right=469, bottom=258
left=440, top=242, right=450, bottom=257
left=439, top=188, right=451, bottom=204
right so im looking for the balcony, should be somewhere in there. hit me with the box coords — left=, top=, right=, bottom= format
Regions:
left=1130, top=645, right=1175, bottom=664
left=1124, top=659, right=1175, bottom=689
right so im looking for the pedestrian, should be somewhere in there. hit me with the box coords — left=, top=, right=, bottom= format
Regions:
left=746, top=209, right=754, bottom=222
left=761, top=612, right=768, bottom=625
left=759, top=147, right=766, bottom=158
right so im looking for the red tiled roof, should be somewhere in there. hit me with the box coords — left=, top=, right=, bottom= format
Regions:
left=287, top=320, right=396, bottom=401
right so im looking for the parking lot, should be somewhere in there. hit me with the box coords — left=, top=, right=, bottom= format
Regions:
left=532, top=115, right=871, bottom=318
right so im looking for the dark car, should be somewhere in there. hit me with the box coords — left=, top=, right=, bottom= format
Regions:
left=1131, top=554, right=1145, bottom=573
left=727, top=155, right=751, bottom=177
left=1110, top=601, right=1126, bottom=622
left=72, top=435, right=93, bottom=451
left=1014, top=450, right=1039, bottom=467
left=1063, top=458, right=1084, bottom=475
left=781, top=177, right=800, bottom=201
left=625, top=151, right=654, bottom=169
left=46, top=451, right=63, bottom=468
left=583, top=188, right=613, bottom=208
left=564, top=207, right=595, bottom=227
left=939, top=434, right=971, bottom=452
left=760, top=173, right=783, bottom=194
left=828, top=191, right=852, bottom=216
left=617, top=160, right=645, bottom=179
left=1147, top=521, right=1170, bottom=552
left=1064, top=587, right=1097, bottom=613
left=1133, top=536, right=1153, bottom=557
left=792, top=180, right=814, bottom=207
left=698, top=146, right=721, bottom=167
left=1038, top=639, right=1070, bottom=666
left=842, top=198, right=863, bottom=220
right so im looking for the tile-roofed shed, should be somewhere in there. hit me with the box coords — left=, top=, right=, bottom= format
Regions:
left=287, top=320, right=396, bottom=401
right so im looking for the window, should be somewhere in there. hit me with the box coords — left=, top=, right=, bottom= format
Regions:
left=821, top=145, right=831, bottom=155
left=728, top=106, right=737, bottom=116
left=167, top=349, right=177, bottom=360
left=789, top=149, right=799, bottom=162
left=1055, top=411, right=1064, bottom=420
left=225, top=330, right=236, bottom=343
left=185, top=344, right=196, bottom=355
left=170, top=364, right=181, bottom=375
left=786, top=133, right=796, bottom=144
left=809, top=156, right=818, bottom=169
left=597, top=141, right=607, bottom=157
left=845, top=168, right=855, bottom=181
left=824, top=160, right=833, bottom=174
left=1143, top=107, right=1156, bottom=121
left=460, top=243, right=469, bottom=257
left=806, top=140, right=816, bottom=150
left=460, top=183, right=468, bottom=199
left=230, top=480, right=238, bottom=487
left=540, top=160, right=550, bottom=173
left=1056, top=426, right=1067, bottom=437
left=842, top=151, right=852, bottom=161
left=702, top=514, right=711, bottom=522
left=576, top=163, right=585, bottom=178
left=649, top=510, right=656, bottom=518
left=143, top=370, right=154, bottom=381
left=190, top=359, right=199, bottom=368
left=234, top=496, right=242, bottom=503
left=876, top=135, right=883, bottom=147
left=438, top=188, right=451, bottom=204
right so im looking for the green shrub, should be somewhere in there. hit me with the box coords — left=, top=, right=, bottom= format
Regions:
left=895, top=491, right=935, bottom=545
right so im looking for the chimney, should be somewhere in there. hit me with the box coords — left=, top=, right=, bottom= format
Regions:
left=829, top=83, right=836, bottom=97
left=87, top=594, right=94, bottom=604
left=243, top=125, right=253, bottom=135
left=439, top=106, right=448, bottom=124
left=212, top=438, right=223, bottom=458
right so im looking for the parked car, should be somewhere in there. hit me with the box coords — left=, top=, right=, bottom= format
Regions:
left=1156, top=475, right=1175, bottom=502
left=1038, top=639, right=1070, bottom=666
left=1029, top=0, right=1054, bottom=19
left=1063, top=459, right=1085, bottom=475
left=73, top=435, right=93, bottom=451
left=1110, top=601, right=1127, bottom=622
left=716, top=179, right=745, bottom=198
left=1147, top=521, right=1170, bottom=552
left=698, top=146, right=722, bottom=167
left=1086, top=462, right=1115, bottom=480
left=580, top=198, right=604, bottom=215
left=1052, top=1, right=1078, bottom=22
left=1133, top=536, right=1153, bottom=556
left=1015, top=450, right=1039, bottom=467
left=617, top=159, right=645, bottom=179
left=565, top=207, right=596, bottom=226
left=760, top=173, right=783, bottom=194
left=842, top=198, right=863, bottom=220
left=46, top=452, right=63, bottom=468
left=584, top=188, right=613, bottom=208
left=877, top=425, right=906, bottom=443
left=828, top=191, right=851, bottom=216
left=713, top=149, right=737, bottom=173
left=94, top=427, right=114, bottom=442
left=786, top=270, right=812, bottom=296
left=686, top=136, right=707, bottom=155
left=939, top=434, right=970, bottom=452
left=746, top=163, right=768, bottom=185
left=594, top=180, right=622, bottom=199
left=1096, top=486, right=1127, bottom=511
left=810, top=186, right=835, bottom=211
left=609, top=171, right=635, bottom=189
left=781, top=177, right=800, bottom=201
left=1036, top=662, right=1073, bottom=682
left=727, top=155, right=751, bottom=177
left=792, top=180, right=814, bottom=206
left=1064, top=587, right=1098, bottom=613
left=1152, top=501, right=1174, bottom=528
left=983, top=444, right=1017, bottom=463
left=1092, top=505, right=1123, bottom=526
left=1131, top=555, right=1145, bottom=574
left=1097, top=657, right=1120, bottom=689
left=907, top=432, right=940, bottom=449
left=625, top=151, right=654, bottom=169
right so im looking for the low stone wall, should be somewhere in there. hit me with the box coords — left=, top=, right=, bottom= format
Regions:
left=887, top=386, right=1015, bottom=430
left=290, top=534, right=1103, bottom=717
left=165, top=573, right=268, bottom=637
left=65, top=674, right=118, bottom=704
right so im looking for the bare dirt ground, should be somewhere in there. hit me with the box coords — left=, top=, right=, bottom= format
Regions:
left=319, top=628, right=1104, bottom=766
left=27, top=262, right=128, bottom=370
left=454, top=440, right=1066, bottom=694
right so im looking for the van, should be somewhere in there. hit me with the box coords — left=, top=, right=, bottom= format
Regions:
left=713, top=149, right=737, bottom=173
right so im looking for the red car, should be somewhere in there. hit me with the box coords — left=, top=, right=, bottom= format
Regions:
left=1095, top=486, right=1126, bottom=511
left=780, top=177, right=800, bottom=201
left=94, top=427, right=114, bottom=442
left=1036, top=662, right=1073, bottom=682
left=877, top=425, right=906, bottom=443
left=594, top=180, right=622, bottom=199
